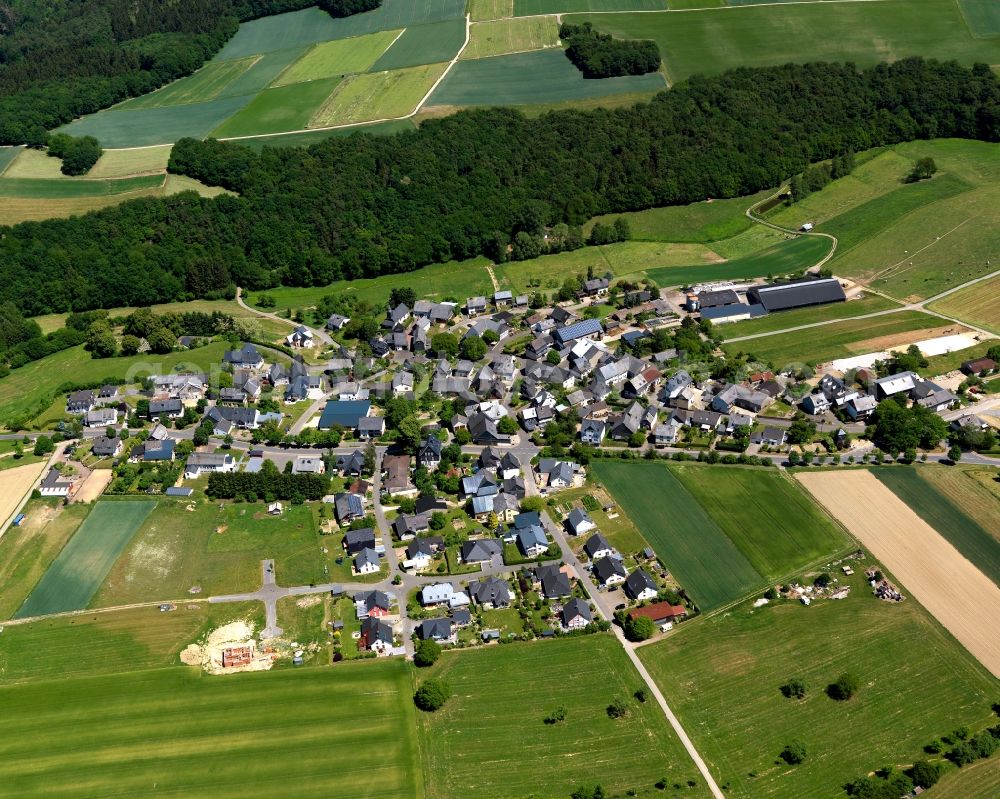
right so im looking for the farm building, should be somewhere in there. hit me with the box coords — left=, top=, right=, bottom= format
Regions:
left=746, top=278, right=846, bottom=312
left=627, top=603, right=688, bottom=625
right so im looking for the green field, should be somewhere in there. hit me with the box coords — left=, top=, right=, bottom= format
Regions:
left=572, top=0, right=1000, bottom=83
left=0, top=341, right=231, bottom=429
left=15, top=501, right=155, bottom=619
left=87, top=145, right=173, bottom=177
left=2, top=148, right=70, bottom=179
left=213, top=77, right=342, bottom=138
left=928, top=274, right=1000, bottom=336
left=119, top=57, right=260, bottom=109
left=670, top=463, right=850, bottom=579
left=932, top=754, right=1000, bottom=799
left=960, top=0, right=1000, bottom=36
left=93, top=501, right=333, bottom=605
left=462, top=17, right=560, bottom=60
left=646, top=234, right=832, bottom=289
left=638, top=567, right=1000, bottom=799
left=309, top=63, right=447, bottom=127
left=516, top=0, right=668, bottom=13
left=722, top=310, right=946, bottom=367
left=593, top=461, right=761, bottom=610
left=0, top=501, right=92, bottom=621
left=872, top=467, right=1000, bottom=586
left=470, top=0, right=514, bottom=21
left=427, top=48, right=666, bottom=107
left=373, top=19, right=468, bottom=71
left=232, top=118, right=415, bottom=149
left=0, top=659, right=422, bottom=798
left=0, top=146, right=22, bottom=174
left=272, top=30, right=402, bottom=86
left=0, top=174, right=164, bottom=198
left=717, top=293, right=902, bottom=340
left=420, top=635, right=711, bottom=798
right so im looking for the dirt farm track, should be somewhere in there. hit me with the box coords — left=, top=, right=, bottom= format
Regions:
left=798, top=470, right=1000, bottom=679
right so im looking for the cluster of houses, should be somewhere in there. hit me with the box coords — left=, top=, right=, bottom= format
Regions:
left=800, top=368, right=959, bottom=422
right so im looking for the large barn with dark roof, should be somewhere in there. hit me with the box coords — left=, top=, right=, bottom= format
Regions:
left=747, top=278, right=846, bottom=312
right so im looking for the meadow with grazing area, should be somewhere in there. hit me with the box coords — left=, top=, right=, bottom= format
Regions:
left=670, top=463, right=851, bottom=579
left=0, top=341, right=232, bottom=429
left=427, top=48, right=665, bottom=108
left=638, top=566, right=1000, bottom=799
left=372, top=19, right=468, bottom=71
left=572, top=0, right=1000, bottom=83
left=419, top=635, right=711, bottom=798
left=928, top=274, right=1000, bottom=335
left=16, top=501, right=156, bottom=619
left=872, top=467, right=1000, bottom=585
left=309, top=64, right=448, bottom=127
left=722, top=311, right=951, bottom=367
left=0, top=501, right=91, bottom=621
left=718, top=293, right=901, bottom=340
left=462, top=17, right=560, bottom=60
left=92, top=501, right=332, bottom=606
left=271, top=30, right=402, bottom=86
left=799, top=470, right=1000, bottom=678
left=593, top=461, right=761, bottom=610
left=646, top=234, right=831, bottom=288
left=0, top=660, right=422, bottom=798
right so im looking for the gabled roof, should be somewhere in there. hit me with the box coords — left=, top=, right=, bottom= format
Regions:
left=584, top=532, right=612, bottom=558
left=562, top=597, right=592, bottom=625
left=593, top=555, right=627, bottom=583
left=418, top=618, right=453, bottom=640
left=624, top=569, right=657, bottom=599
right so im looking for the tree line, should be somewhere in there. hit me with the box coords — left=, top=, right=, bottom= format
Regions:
left=559, top=22, right=661, bottom=79
left=1, top=59, right=997, bottom=315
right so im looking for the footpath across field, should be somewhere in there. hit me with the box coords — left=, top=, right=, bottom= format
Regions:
left=15, top=500, right=155, bottom=619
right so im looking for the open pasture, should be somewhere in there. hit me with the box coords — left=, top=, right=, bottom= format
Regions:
left=646, top=234, right=831, bottom=289
left=272, top=30, right=402, bottom=86
left=15, top=501, right=155, bottom=619
left=87, top=145, right=173, bottom=177
left=670, top=463, right=850, bottom=579
left=420, top=635, right=710, bottom=798
left=373, top=19, right=468, bottom=71
left=928, top=274, right=1000, bottom=336
left=718, top=293, right=901, bottom=340
left=593, top=461, right=761, bottom=610
left=722, top=311, right=949, bottom=367
left=0, top=660, right=422, bottom=799
left=118, top=56, right=260, bottom=109
left=470, top=0, right=514, bottom=21
left=516, top=0, right=668, bottom=13
left=461, top=17, right=560, bottom=60
left=638, top=565, right=1000, bottom=799
left=309, top=63, right=447, bottom=127
left=872, top=467, right=1000, bottom=586
left=960, top=0, right=1000, bottom=36
left=92, top=501, right=330, bottom=606
left=799, top=469, right=1000, bottom=678
left=213, top=77, right=342, bottom=137
left=427, top=48, right=665, bottom=108
left=572, top=0, right=1000, bottom=83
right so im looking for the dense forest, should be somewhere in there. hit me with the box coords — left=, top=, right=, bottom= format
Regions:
left=0, top=59, right=997, bottom=314
left=560, top=22, right=661, bottom=79
left=0, top=0, right=379, bottom=144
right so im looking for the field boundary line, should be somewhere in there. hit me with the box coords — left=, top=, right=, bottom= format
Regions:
left=515, top=0, right=895, bottom=21
left=2, top=596, right=212, bottom=627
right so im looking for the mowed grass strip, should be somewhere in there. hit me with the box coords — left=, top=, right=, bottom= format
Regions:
left=2, top=148, right=66, bottom=179
left=214, top=77, right=342, bottom=137
left=0, top=661, right=422, bottom=799
left=462, top=17, right=560, bottom=60
left=722, top=311, right=944, bottom=367
left=0, top=174, right=164, bottom=198
left=118, top=57, right=259, bottom=110
left=572, top=0, right=1000, bottom=83
left=15, top=501, right=156, bottom=619
left=717, top=293, right=902, bottom=340
left=637, top=568, right=999, bottom=799
left=872, top=467, right=1000, bottom=586
left=646, top=234, right=831, bottom=289
left=470, top=0, right=514, bottom=21
left=428, top=48, right=665, bottom=107
left=372, top=19, right=467, bottom=70
left=272, top=30, right=402, bottom=86
left=593, top=461, right=761, bottom=610
left=516, top=0, right=668, bottom=14
left=669, top=464, right=851, bottom=579
left=309, top=63, right=447, bottom=127
left=928, top=273, right=1000, bottom=336
left=420, top=635, right=711, bottom=798
left=87, top=145, right=172, bottom=178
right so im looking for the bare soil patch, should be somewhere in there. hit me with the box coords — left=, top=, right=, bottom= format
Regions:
left=797, top=470, right=1000, bottom=679
left=847, top=324, right=966, bottom=354
left=74, top=468, right=113, bottom=503
left=0, top=461, right=46, bottom=529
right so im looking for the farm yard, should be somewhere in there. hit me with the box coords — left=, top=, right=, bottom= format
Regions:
left=638, top=566, right=1000, bottom=799
left=15, top=501, right=156, bottom=619
left=419, top=635, right=710, bottom=799
left=0, top=659, right=422, bottom=799
left=798, top=470, right=1000, bottom=679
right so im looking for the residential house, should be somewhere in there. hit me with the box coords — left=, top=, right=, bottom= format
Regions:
left=534, top=564, right=572, bottom=599
left=382, top=454, right=416, bottom=497
left=465, top=296, right=487, bottom=317
left=493, top=290, right=513, bottom=307
left=139, top=439, right=174, bottom=463
left=149, top=399, right=183, bottom=421
left=421, top=583, right=455, bottom=606
left=418, top=618, right=454, bottom=642
left=801, top=392, right=832, bottom=415
left=318, top=400, right=372, bottom=431
left=584, top=533, right=613, bottom=561
left=610, top=401, right=645, bottom=441
left=326, top=314, right=350, bottom=331
left=459, top=538, right=502, bottom=564
left=578, top=277, right=610, bottom=298
left=561, top=598, right=593, bottom=630
left=467, top=413, right=510, bottom=446
left=566, top=507, right=596, bottom=536
left=553, top=318, right=603, bottom=347
left=750, top=426, right=787, bottom=447
left=39, top=469, right=73, bottom=497
left=580, top=418, right=606, bottom=445
left=223, top=344, right=264, bottom=370
left=393, top=514, right=431, bottom=542
left=336, top=450, right=366, bottom=477
left=536, top=459, right=579, bottom=491
left=624, top=569, right=658, bottom=602
left=359, top=616, right=393, bottom=653
left=961, top=357, right=997, bottom=376
left=84, top=407, right=118, bottom=428
left=628, top=603, right=688, bottom=625
left=468, top=577, right=511, bottom=608
left=207, top=406, right=260, bottom=433
left=354, top=547, right=381, bottom=575
left=292, top=456, right=325, bottom=475
left=286, top=326, right=314, bottom=349
left=334, top=492, right=366, bottom=525
left=343, top=527, right=376, bottom=555
left=184, top=452, right=235, bottom=478
left=357, top=416, right=386, bottom=440
left=66, top=390, right=96, bottom=414
left=516, top=524, right=550, bottom=558
left=91, top=435, right=123, bottom=458
left=846, top=395, right=877, bottom=421
left=660, top=370, right=693, bottom=403
left=383, top=303, right=411, bottom=331
left=593, top=556, right=627, bottom=587
left=402, top=534, right=441, bottom=570
left=392, top=371, right=414, bottom=396
left=874, top=371, right=919, bottom=400
left=354, top=590, right=391, bottom=619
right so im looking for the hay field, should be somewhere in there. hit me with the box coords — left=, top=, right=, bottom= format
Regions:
left=271, top=30, right=402, bottom=86
left=309, top=63, right=447, bottom=127
left=118, top=56, right=260, bottom=109
left=419, top=635, right=711, bottom=798
left=2, top=148, right=66, bottom=179
left=87, top=145, right=173, bottom=177
left=928, top=273, right=1000, bottom=336
left=470, top=0, right=514, bottom=21
left=0, top=462, right=47, bottom=530
left=462, top=17, right=560, bottom=60
left=798, top=469, right=1000, bottom=678
left=15, top=501, right=156, bottom=619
